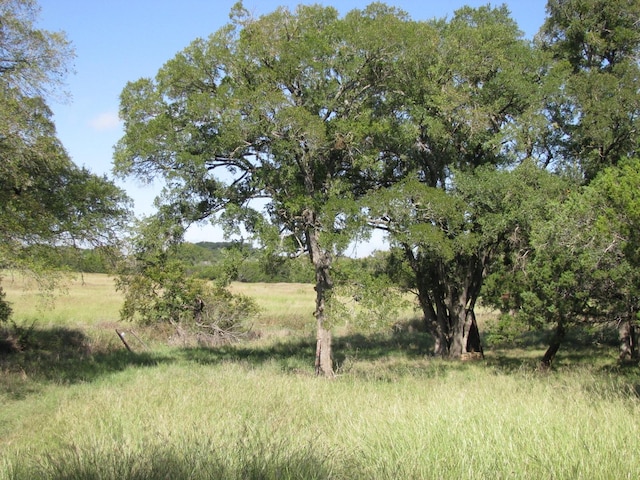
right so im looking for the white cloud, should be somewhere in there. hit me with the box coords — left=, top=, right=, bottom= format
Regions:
left=88, top=111, right=121, bottom=131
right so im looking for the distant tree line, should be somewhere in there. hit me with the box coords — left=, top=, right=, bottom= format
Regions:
left=33, top=241, right=315, bottom=283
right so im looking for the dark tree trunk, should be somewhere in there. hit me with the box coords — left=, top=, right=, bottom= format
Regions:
left=618, top=318, right=637, bottom=362
left=417, top=289, right=450, bottom=357
left=409, top=248, right=486, bottom=360
left=417, top=292, right=484, bottom=358
left=463, top=309, right=484, bottom=358
left=540, top=322, right=565, bottom=369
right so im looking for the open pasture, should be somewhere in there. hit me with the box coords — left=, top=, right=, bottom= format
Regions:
left=1, top=273, right=640, bottom=479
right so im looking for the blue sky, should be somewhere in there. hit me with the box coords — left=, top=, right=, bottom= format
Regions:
left=36, top=0, right=548, bottom=254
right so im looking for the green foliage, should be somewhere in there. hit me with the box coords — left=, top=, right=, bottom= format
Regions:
left=116, top=215, right=258, bottom=339
left=539, top=0, right=640, bottom=179
left=0, top=286, right=12, bottom=323
left=516, top=159, right=640, bottom=331
left=482, top=313, right=533, bottom=347
left=541, top=0, right=640, bottom=72
left=116, top=215, right=201, bottom=324
left=179, top=242, right=314, bottom=284
left=358, top=5, right=556, bottom=357
left=113, top=2, right=406, bottom=253
left=0, top=0, right=131, bottom=320
left=114, top=2, right=420, bottom=373
left=0, top=1, right=129, bottom=253
left=16, top=245, right=120, bottom=274
left=330, top=255, right=411, bottom=332
left=0, top=0, right=74, bottom=97
left=368, top=160, right=570, bottom=356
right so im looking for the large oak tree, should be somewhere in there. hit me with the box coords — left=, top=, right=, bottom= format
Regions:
left=114, top=3, right=410, bottom=376
left=363, top=5, right=556, bottom=358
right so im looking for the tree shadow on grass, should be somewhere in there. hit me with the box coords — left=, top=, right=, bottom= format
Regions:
left=483, top=323, right=625, bottom=373
left=6, top=441, right=341, bottom=480
left=178, top=330, right=470, bottom=378
left=0, top=326, right=170, bottom=399
left=178, top=334, right=317, bottom=373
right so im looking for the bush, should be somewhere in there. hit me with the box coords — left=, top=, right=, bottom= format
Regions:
left=483, top=312, right=531, bottom=346
left=0, top=286, right=12, bottom=323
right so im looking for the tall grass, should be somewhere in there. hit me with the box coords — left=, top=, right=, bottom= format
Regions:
left=2, top=273, right=639, bottom=479
left=2, top=361, right=639, bottom=479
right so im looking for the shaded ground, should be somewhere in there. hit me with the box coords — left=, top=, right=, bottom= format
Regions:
left=1, top=320, right=635, bottom=399
left=0, top=326, right=166, bottom=399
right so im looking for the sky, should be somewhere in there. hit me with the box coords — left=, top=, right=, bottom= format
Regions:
left=36, top=0, right=548, bottom=255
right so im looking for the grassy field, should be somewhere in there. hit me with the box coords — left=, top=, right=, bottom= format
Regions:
left=1, top=272, right=640, bottom=479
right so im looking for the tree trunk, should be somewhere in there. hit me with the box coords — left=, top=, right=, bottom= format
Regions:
left=540, top=322, right=565, bottom=370
left=305, top=210, right=335, bottom=378
left=315, top=324, right=333, bottom=376
left=432, top=331, right=448, bottom=357
left=412, top=252, right=487, bottom=359
left=618, top=318, right=637, bottom=362
left=463, top=309, right=484, bottom=358
left=313, top=257, right=334, bottom=377
left=418, top=291, right=448, bottom=356
left=448, top=303, right=466, bottom=358
left=449, top=306, right=484, bottom=359
left=418, top=292, right=484, bottom=359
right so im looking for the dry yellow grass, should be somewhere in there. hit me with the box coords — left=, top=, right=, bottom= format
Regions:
left=2, top=274, right=319, bottom=332
left=229, top=282, right=317, bottom=330
left=2, top=271, right=124, bottom=327
left=2, top=272, right=491, bottom=338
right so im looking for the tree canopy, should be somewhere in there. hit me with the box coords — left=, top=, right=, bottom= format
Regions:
left=539, top=0, right=640, bottom=179
left=115, top=0, right=640, bottom=370
left=115, top=3, right=415, bottom=376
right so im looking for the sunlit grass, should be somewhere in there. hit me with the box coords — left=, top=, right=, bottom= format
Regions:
left=2, top=271, right=123, bottom=327
left=2, top=360, right=639, bottom=479
left=230, top=282, right=317, bottom=331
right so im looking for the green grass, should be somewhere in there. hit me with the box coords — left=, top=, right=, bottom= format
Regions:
left=2, top=273, right=640, bottom=479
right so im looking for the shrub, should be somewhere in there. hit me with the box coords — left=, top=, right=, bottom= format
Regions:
left=0, top=286, right=12, bottom=323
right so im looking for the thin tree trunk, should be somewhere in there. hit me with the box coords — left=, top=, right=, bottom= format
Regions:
left=313, top=258, right=334, bottom=377
left=540, top=322, right=565, bottom=370
left=618, top=318, right=637, bottom=362
left=435, top=295, right=451, bottom=357
left=315, top=324, right=333, bottom=376
left=305, top=210, right=334, bottom=378
left=417, top=291, right=448, bottom=356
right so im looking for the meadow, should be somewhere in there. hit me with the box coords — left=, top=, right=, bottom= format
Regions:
left=1, top=272, right=640, bottom=479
